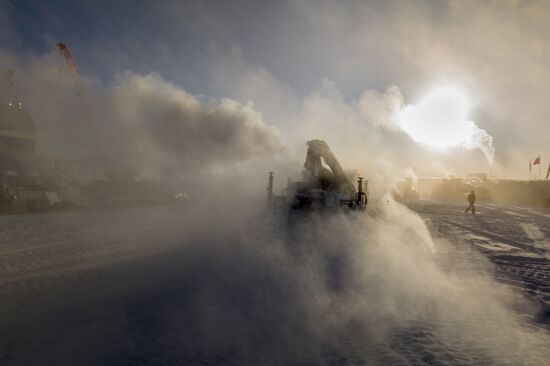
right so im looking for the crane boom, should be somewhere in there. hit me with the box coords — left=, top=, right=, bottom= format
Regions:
left=56, top=42, right=85, bottom=96
left=304, top=139, right=356, bottom=195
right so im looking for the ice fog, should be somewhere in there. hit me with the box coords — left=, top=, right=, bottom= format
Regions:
left=1, top=50, right=549, bottom=365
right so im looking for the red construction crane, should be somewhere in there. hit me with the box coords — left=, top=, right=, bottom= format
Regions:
left=56, top=42, right=85, bottom=96
left=0, top=69, right=15, bottom=102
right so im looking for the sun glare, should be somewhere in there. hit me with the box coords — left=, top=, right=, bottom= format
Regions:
left=399, top=86, right=475, bottom=150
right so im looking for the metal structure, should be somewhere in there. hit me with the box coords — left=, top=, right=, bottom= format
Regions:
left=0, top=102, right=36, bottom=172
left=303, top=139, right=357, bottom=196
left=269, top=140, right=368, bottom=213
left=56, top=42, right=85, bottom=96
left=0, top=69, right=15, bottom=102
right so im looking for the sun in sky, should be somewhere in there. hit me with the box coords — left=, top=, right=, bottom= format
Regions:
left=399, top=86, right=477, bottom=150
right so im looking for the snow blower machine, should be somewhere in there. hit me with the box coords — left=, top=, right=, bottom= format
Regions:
left=267, top=139, right=367, bottom=214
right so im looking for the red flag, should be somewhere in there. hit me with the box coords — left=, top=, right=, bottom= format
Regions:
left=533, top=156, right=541, bottom=165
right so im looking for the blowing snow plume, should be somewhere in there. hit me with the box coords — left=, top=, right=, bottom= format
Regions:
left=73, top=190, right=544, bottom=365
left=399, top=87, right=495, bottom=163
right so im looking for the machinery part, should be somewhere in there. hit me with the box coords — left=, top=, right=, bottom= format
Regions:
left=56, top=42, right=85, bottom=97
left=303, top=139, right=356, bottom=196
left=355, top=177, right=368, bottom=211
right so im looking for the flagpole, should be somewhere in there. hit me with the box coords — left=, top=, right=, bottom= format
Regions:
left=529, top=160, right=532, bottom=181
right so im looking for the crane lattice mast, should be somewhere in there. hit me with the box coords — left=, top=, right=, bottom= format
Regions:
left=56, top=42, right=85, bottom=96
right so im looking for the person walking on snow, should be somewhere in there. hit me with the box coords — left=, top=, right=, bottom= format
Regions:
left=465, top=190, right=476, bottom=214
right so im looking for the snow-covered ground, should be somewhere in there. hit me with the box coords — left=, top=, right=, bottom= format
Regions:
left=0, top=201, right=549, bottom=365
left=411, top=200, right=550, bottom=323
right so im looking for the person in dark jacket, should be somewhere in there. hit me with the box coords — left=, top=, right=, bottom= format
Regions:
left=465, top=190, right=476, bottom=214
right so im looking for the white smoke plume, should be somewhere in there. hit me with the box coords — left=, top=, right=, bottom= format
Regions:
left=468, top=124, right=496, bottom=164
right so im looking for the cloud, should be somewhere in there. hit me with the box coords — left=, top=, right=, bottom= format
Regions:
left=107, top=73, right=286, bottom=177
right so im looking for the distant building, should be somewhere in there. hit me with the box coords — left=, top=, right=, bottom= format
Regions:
left=38, top=158, right=107, bottom=181
left=466, top=172, right=488, bottom=183
left=0, top=102, right=36, bottom=172
left=393, top=177, right=420, bottom=201
left=479, top=179, right=550, bottom=207
left=417, top=178, right=443, bottom=199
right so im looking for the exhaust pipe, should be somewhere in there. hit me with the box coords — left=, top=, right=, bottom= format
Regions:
left=356, top=177, right=367, bottom=210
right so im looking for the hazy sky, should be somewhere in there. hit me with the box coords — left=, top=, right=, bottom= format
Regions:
left=2, top=0, right=550, bottom=178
